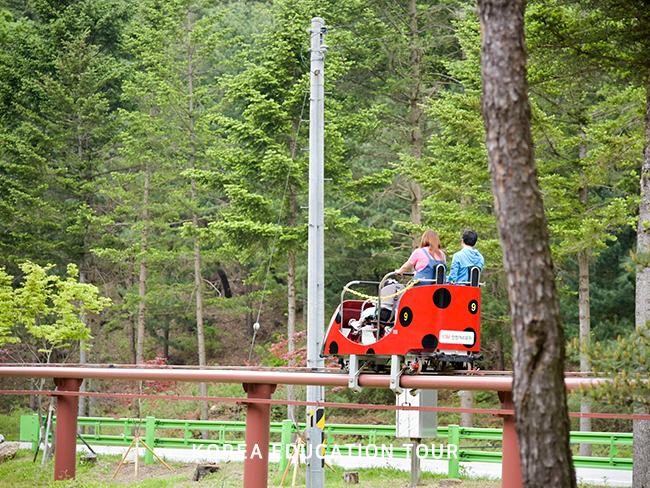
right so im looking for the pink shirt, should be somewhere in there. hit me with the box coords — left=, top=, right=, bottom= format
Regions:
left=408, top=247, right=445, bottom=271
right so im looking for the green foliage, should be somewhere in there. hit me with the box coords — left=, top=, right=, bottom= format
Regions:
left=571, top=327, right=650, bottom=412
left=0, top=0, right=646, bottom=372
left=560, top=227, right=637, bottom=343
left=417, top=9, right=498, bottom=259
left=0, top=405, right=30, bottom=441
left=528, top=37, right=641, bottom=262
left=332, top=1, right=464, bottom=251
left=0, top=13, right=57, bottom=267
left=0, top=262, right=110, bottom=354
left=206, top=0, right=394, bottom=323
left=536, top=0, right=650, bottom=83
left=0, top=0, right=131, bottom=269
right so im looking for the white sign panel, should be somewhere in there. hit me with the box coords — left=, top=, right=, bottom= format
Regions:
left=439, top=329, right=474, bottom=345
left=396, top=389, right=437, bottom=438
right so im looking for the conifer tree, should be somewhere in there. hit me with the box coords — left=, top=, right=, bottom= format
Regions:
left=476, top=0, right=576, bottom=485
left=111, top=0, right=228, bottom=428
left=337, top=0, right=463, bottom=249
left=531, top=1, right=650, bottom=481
left=412, top=10, right=507, bottom=421
left=0, top=1, right=129, bottom=270
left=527, top=2, right=641, bottom=453
left=208, top=0, right=391, bottom=421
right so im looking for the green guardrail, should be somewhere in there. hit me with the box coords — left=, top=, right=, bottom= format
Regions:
left=20, top=415, right=633, bottom=475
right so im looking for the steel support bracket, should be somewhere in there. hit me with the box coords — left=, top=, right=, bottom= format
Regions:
left=348, top=355, right=365, bottom=392
left=390, top=355, right=404, bottom=394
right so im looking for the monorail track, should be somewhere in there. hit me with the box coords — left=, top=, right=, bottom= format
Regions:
left=0, top=364, right=603, bottom=392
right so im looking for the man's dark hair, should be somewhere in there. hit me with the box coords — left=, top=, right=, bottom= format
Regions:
left=462, top=229, right=478, bottom=247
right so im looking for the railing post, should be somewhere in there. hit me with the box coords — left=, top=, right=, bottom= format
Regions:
left=94, top=419, right=101, bottom=439
left=498, top=391, right=523, bottom=488
left=280, top=419, right=293, bottom=473
left=22, top=413, right=40, bottom=453
left=145, top=416, right=156, bottom=465
left=609, top=436, right=618, bottom=465
left=448, top=424, right=460, bottom=478
left=53, top=378, right=83, bottom=481
left=243, top=383, right=277, bottom=488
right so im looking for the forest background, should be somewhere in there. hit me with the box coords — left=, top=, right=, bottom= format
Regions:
left=0, top=0, right=646, bottom=430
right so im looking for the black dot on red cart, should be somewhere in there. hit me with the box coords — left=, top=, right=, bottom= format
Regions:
left=367, top=348, right=375, bottom=355
left=422, top=334, right=438, bottom=350
left=399, top=307, right=413, bottom=327
left=329, top=341, right=338, bottom=354
left=468, top=299, right=478, bottom=315
left=433, top=288, right=452, bottom=309
left=335, top=312, right=341, bottom=324
left=464, top=327, right=477, bottom=348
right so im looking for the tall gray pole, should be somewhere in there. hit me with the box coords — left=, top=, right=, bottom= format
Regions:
left=306, top=16, right=326, bottom=488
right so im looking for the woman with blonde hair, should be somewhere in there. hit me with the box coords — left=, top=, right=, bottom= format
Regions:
left=395, top=230, right=447, bottom=284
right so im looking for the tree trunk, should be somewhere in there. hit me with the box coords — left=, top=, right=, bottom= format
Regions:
left=45, top=421, right=56, bottom=462
left=496, top=338, right=505, bottom=371
left=127, top=261, right=138, bottom=418
left=409, top=180, right=422, bottom=244
left=186, top=9, right=208, bottom=439
left=633, top=66, right=650, bottom=488
left=408, top=0, right=423, bottom=247
left=476, top=1, right=576, bottom=486
left=460, top=390, right=474, bottom=428
left=246, top=283, right=253, bottom=337
left=136, top=164, right=150, bottom=365
left=216, top=265, right=232, bottom=298
left=127, top=261, right=137, bottom=365
left=163, top=322, right=170, bottom=359
left=578, top=246, right=592, bottom=456
left=193, top=171, right=208, bottom=438
left=578, top=162, right=592, bottom=457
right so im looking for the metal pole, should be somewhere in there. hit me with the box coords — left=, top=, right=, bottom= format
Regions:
left=41, top=404, right=54, bottom=466
left=243, top=383, right=277, bottom=488
left=306, top=16, right=326, bottom=488
left=409, top=438, right=421, bottom=486
left=53, top=378, right=83, bottom=481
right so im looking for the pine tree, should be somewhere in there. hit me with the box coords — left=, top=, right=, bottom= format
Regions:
left=477, top=0, right=576, bottom=484
left=207, top=0, right=392, bottom=422
left=526, top=1, right=642, bottom=453
left=336, top=0, right=463, bottom=249
left=530, top=1, right=650, bottom=482
left=112, top=0, right=229, bottom=428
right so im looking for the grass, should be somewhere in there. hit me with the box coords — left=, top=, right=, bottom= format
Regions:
left=269, top=464, right=472, bottom=487
left=0, top=449, right=616, bottom=488
left=0, top=406, right=30, bottom=441
left=0, top=450, right=219, bottom=488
